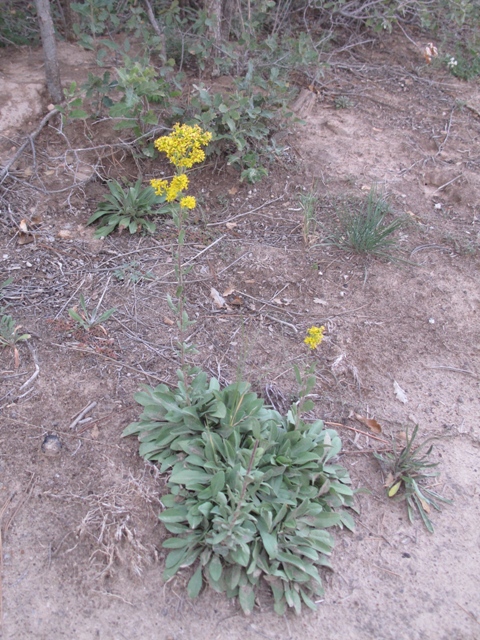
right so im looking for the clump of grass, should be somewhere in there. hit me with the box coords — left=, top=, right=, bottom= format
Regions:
left=334, top=95, right=353, bottom=109
left=299, top=189, right=320, bottom=245
left=334, top=188, right=404, bottom=258
left=0, top=314, right=31, bottom=368
left=68, top=292, right=116, bottom=332
left=374, top=425, right=452, bottom=533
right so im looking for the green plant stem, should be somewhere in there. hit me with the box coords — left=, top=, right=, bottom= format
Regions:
left=228, top=439, right=259, bottom=533
left=174, top=204, right=191, bottom=403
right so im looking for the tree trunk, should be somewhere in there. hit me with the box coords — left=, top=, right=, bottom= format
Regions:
left=222, top=0, right=235, bottom=39
left=34, top=0, right=63, bottom=104
left=60, top=0, right=75, bottom=42
left=204, top=0, right=223, bottom=47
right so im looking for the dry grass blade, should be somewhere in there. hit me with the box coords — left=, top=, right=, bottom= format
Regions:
left=76, top=468, right=161, bottom=577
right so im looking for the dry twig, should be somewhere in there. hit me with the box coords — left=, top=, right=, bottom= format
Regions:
left=206, top=196, right=284, bottom=227
left=0, top=110, right=59, bottom=184
left=69, top=401, right=97, bottom=430
left=325, top=421, right=389, bottom=444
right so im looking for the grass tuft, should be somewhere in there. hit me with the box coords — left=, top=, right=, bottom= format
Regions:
left=374, top=425, right=452, bottom=533
left=334, top=188, right=404, bottom=258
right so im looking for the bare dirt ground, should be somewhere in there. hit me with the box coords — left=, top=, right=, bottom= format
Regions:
left=0, top=34, right=479, bottom=640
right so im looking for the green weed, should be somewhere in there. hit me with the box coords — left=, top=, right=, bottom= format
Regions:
left=0, top=313, right=30, bottom=368
left=187, top=65, right=294, bottom=182
left=68, top=293, right=116, bottom=331
left=334, top=95, right=353, bottom=109
left=374, top=425, right=452, bottom=532
left=334, top=188, right=404, bottom=258
left=444, top=48, right=480, bottom=80
left=113, top=261, right=154, bottom=284
left=87, top=179, right=164, bottom=238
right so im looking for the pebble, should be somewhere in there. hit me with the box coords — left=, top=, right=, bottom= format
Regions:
left=41, top=434, right=62, bottom=456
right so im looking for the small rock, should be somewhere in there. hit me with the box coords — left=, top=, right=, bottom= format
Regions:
left=41, top=434, right=62, bottom=456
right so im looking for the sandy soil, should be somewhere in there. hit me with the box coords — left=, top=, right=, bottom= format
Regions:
left=0, top=35, right=479, bottom=640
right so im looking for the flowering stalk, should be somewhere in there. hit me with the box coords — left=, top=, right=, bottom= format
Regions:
left=290, top=326, right=326, bottom=429
left=151, top=124, right=212, bottom=389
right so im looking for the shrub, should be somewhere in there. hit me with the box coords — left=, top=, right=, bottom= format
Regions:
left=123, top=371, right=354, bottom=615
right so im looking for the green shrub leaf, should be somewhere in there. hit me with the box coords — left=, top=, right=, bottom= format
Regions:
left=208, top=556, right=223, bottom=582
left=238, top=584, right=255, bottom=615
left=187, top=565, right=203, bottom=599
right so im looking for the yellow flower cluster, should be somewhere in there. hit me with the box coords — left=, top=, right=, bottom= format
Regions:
left=180, top=196, right=196, bottom=210
left=304, top=326, right=325, bottom=350
left=151, top=174, right=190, bottom=202
left=154, top=123, right=212, bottom=169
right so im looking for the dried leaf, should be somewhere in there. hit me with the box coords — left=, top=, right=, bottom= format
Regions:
left=424, top=42, right=438, bottom=64
left=14, top=346, right=19, bottom=369
left=163, top=316, right=174, bottom=326
left=30, top=213, right=43, bottom=225
left=228, top=187, right=238, bottom=196
left=419, top=497, right=430, bottom=513
left=17, top=232, right=34, bottom=245
left=272, top=298, right=283, bottom=305
left=210, top=287, right=226, bottom=309
left=57, top=229, right=73, bottom=239
left=393, top=380, right=408, bottom=404
left=222, top=286, right=235, bottom=297
left=225, top=222, right=237, bottom=229
left=354, top=413, right=382, bottom=434
left=19, top=219, right=29, bottom=233
left=384, top=472, right=395, bottom=488
left=230, top=296, right=243, bottom=306
left=90, top=425, right=99, bottom=439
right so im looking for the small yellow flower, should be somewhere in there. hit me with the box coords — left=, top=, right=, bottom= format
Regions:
left=180, top=196, right=196, bottom=209
left=150, top=178, right=168, bottom=196
left=304, top=326, right=325, bottom=350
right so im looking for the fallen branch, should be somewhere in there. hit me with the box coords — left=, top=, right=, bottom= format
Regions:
left=324, top=421, right=389, bottom=444
left=0, top=109, right=59, bottom=184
